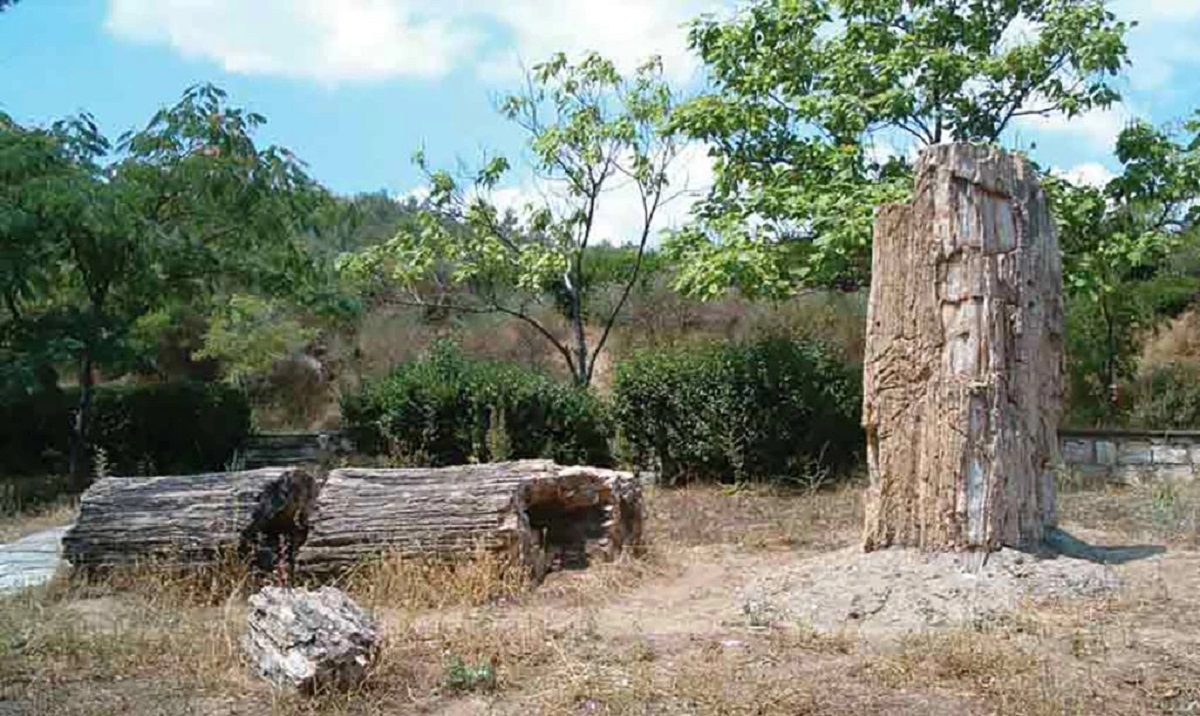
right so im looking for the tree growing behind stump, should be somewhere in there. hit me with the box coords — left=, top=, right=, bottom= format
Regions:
left=863, top=144, right=1063, bottom=551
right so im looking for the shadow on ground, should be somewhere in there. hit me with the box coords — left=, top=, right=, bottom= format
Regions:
left=1041, top=528, right=1166, bottom=565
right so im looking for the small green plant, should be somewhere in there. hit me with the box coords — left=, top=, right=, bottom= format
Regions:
left=91, top=447, right=111, bottom=479
left=445, top=655, right=497, bottom=693
left=223, top=449, right=246, bottom=473
left=1151, top=481, right=1182, bottom=529
left=485, top=404, right=512, bottom=462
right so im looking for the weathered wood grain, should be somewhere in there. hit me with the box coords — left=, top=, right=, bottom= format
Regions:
left=863, top=144, right=1063, bottom=551
left=62, top=467, right=318, bottom=571
left=297, top=460, right=644, bottom=580
left=242, top=586, right=378, bottom=693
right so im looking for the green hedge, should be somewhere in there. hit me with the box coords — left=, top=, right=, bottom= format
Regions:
left=0, top=382, right=251, bottom=477
left=612, top=338, right=862, bottom=484
left=342, top=342, right=612, bottom=467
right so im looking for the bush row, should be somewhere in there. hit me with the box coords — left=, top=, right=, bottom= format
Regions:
left=612, top=338, right=862, bottom=484
left=341, top=341, right=612, bottom=467
left=0, top=382, right=251, bottom=477
left=344, top=338, right=864, bottom=484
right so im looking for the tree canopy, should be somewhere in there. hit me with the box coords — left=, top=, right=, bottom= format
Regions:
left=1050, top=114, right=1200, bottom=421
left=0, top=84, right=334, bottom=476
left=668, top=0, right=1130, bottom=296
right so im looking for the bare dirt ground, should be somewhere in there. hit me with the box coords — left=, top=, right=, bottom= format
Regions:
left=2, top=481, right=1199, bottom=715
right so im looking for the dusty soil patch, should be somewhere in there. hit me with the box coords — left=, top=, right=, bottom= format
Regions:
left=741, top=544, right=1122, bottom=636
left=3, top=485, right=1200, bottom=716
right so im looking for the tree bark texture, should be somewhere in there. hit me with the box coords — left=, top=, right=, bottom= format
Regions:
left=297, top=460, right=644, bottom=580
left=63, top=467, right=318, bottom=571
left=862, top=144, right=1063, bottom=551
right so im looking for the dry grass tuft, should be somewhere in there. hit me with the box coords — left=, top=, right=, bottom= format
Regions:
left=338, top=547, right=529, bottom=611
left=0, top=586, right=251, bottom=715
left=55, top=547, right=262, bottom=609
left=0, top=496, right=76, bottom=543
left=1059, top=480, right=1200, bottom=547
left=868, top=627, right=1097, bottom=716
left=648, top=482, right=863, bottom=551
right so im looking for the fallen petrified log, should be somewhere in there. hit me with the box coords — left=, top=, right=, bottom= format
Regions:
left=63, top=467, right=318, bottom=572
left=297, top=460, right=644, bottom=580
left=242, top=586, right=379, bottom=693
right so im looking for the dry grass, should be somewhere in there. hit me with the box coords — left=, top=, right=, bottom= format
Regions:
left=338, top=547, right=530, bottom=611
left=1060, top=480, right=1200, bottom=547
left=648, top=482, right=864, bottom=551
left=0, top=497, right=76, bottom=543
left=2, top=484, right=1199, bottom=715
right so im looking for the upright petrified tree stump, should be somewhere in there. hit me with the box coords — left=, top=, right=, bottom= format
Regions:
left=863, top=144, right=1063, bottom=551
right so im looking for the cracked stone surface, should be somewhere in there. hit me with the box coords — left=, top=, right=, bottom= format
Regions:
left=0, top=527, right=68, bottom=594
left=739, top=544, right=1121, bottom=636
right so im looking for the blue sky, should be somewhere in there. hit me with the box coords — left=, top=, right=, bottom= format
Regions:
left=2, top=1, right=1199, bottom=243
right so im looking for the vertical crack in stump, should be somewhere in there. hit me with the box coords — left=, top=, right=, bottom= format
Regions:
left=863, top=144, right=1063, bottom=552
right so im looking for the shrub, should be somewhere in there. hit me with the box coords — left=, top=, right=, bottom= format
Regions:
left=612, top=338, right=862, bottom=484
left=0, top=382, right=251, bottom=477
left=1126, top=361, right=1200, bottom=429
left=342, top=341, right=612, bottom=466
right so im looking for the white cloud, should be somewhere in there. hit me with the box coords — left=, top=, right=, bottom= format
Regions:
left=1129, top=0, right=1200, bottom=22
left=105, top=0, right=721, bottom=85
left=412, top=142, right=714, bottom=247
left=106, top=0, right=479, bottom=83
left=1054, top=162, right=1116, bottom=188
left=1015, top=104, right=1135, bottom=154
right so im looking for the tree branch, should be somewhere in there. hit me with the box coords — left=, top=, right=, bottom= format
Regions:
left=385, top=293, right=578, bottom=378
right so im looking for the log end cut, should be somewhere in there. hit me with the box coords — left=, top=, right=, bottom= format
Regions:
left=298, top=460, right=645, bottom=581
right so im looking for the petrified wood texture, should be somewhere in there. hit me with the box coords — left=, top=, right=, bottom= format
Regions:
left=862, top=144, right=1063, bottom=551
left=297, top=460, right=644, bottom=579
left=242, top=586, right=379, bottom=693
left=63, top=467, right=318, bottom=571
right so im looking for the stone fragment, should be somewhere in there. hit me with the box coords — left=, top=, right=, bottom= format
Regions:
left=242, top=586, right=379, bottom=693
left=1095, top=441, right=1118, bottom=466
left=1151, top=444, right=1190, bottom=465
left=1061, top=439, right=1094, bottom=464
left=1117, top=442, right=1152, bottom=465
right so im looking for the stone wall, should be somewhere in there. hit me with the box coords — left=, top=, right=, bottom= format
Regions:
left=1059, top=429, right=1200, bottom=485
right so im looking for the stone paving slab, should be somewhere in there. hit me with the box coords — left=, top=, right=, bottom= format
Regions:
left=0, top=526, right=69, bottom=594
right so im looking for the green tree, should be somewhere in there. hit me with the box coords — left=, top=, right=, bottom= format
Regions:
left=341, top=53, right=681, bottom=386
left=669, top=0, right=1129, bottom=296
left=0, top=113, right=86, bottom=396
left=1052, top=115, right=1200, bottom=423
left=1, top=85, right=324, bottom=481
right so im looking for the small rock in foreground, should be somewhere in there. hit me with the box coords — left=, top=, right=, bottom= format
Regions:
left=242, top=586, right=379, bottom=693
